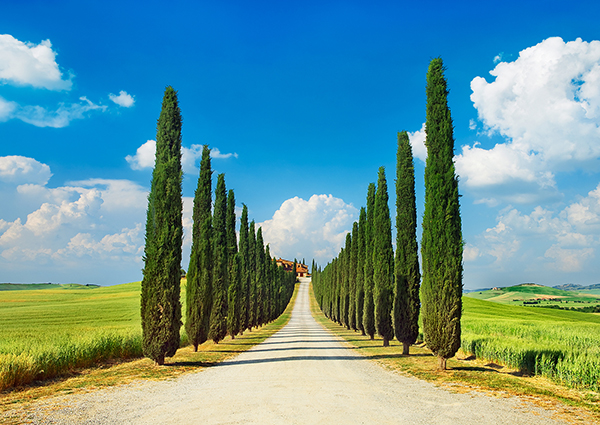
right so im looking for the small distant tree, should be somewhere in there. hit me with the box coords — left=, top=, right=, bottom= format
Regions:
left=421, top=58, right=463, bottom=370
left=373, top=167, right=394, bottom=347
left=394, top=131, right=421, bottom=355
left=140, top=86, right=183, bottom=365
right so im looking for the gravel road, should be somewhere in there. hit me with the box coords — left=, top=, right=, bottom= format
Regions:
left=8, top=278, right=572, bottom=424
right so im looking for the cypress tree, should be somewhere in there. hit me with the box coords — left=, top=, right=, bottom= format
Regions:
left=394, top=131, right=421, bottom=355
left=255, top=227, right=266, bottom=326
left=140, top=86, right=183, bottom=365
left=226, top=190, right=240, bottom=338
left=363, top=183, right=376, bottom=340
left=248, top=220, right=257, bottom=330
left=349, top=221, right=358, bottom=331
left=421, top=58, right=463, bottom=370
left=355, top=207, right=367, bottom=335
left=209, top=173, right=228, bottom=343
left=342, top=234, right=351, bottom=329
left=373, top=167, right=394, bottom=347
left=185, top=145, right=213, bottom=351
left=239, top=204, right=250, bottom=333
left=226, top=190, right=238, bottom=266
left=227, top=253, right=242, bottom=338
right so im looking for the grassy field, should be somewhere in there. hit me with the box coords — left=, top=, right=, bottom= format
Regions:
left=0, top=280, right=299, bottom=395
left=465, top=283, right=600, bottom=310
left=0, top=281, right=143, bottom=391
left=309, top=284, right=600, bottom=423
left=462, top=297, right=600, bottom=390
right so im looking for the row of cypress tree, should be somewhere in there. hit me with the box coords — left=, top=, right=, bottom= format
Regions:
left=312, top=150, right=418, bottom=351
left=141, top=87, right=296, bottom=365
left=312, top=57, right=462, bottom=369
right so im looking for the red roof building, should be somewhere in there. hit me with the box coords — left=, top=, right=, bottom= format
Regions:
left=276, top=258, right=309, bottom=278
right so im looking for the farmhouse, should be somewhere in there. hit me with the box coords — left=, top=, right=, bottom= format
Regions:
left=276, top=258, right=309, bottom=278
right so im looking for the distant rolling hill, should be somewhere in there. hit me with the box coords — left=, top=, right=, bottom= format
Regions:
left=465, top=283, right=600, bottom=311
left=0, top=283, right=100, bottom=291
left=553, top=283, right=600, bottom=291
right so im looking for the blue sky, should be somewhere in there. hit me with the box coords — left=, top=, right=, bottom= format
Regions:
left=2, top=0, right=600, bottom=289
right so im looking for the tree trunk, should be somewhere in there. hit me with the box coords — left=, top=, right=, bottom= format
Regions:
left=403, top=342, right=410, bottom=355
left=193, top=344, right=198, bottom=352
left=438, top=356, right=447, bottom=371
left=370, top=335, right=374, bottom=340
left=383, top=338, right=389, bottom=347
left=155, top=355, right=165, bottom=366
left=361, top=330, right=366, bottom=336
left=231, top=334, right=235, bottom=340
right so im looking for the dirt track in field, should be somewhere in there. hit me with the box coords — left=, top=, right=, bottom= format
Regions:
left=6, top=278, right=571, bottom=424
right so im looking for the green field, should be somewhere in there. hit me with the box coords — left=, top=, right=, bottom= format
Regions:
left=462, top=297, right=600, bottom=390
left=3, top=281, right=600, bottom=394
left=465, top=283, right=600, bottom=311
left=0, top=282, right=146, bottom=390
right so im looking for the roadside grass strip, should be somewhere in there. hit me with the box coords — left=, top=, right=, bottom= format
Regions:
left=308, top=283, right=600, bottom=423
left=0, top=282, right=299, bottom=412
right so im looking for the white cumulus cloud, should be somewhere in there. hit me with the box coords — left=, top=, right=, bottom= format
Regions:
left=470, top=181, right=600, bottom=279
left=0, top=155, right=52, bottom=185
left=457, top=37, right=600, bottom=203
left=407, top=123, right=427, bottom=162
left=259, top=194, right=358, bottom=265
left=127, top=141, right=238, bottom=174
left=0, top=34, right=72, bottom=90
left=109, top=91, right=135, bottom=107
left=126, top=140, right=156, bottom=170
left=0, top=156, right=152, bottom=284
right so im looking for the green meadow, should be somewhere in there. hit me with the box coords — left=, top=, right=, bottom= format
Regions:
left=465, top=283, right=600, bottom=310
left=462, top=297, right=600, bottom=390
left=0, top=282, right=145, bottom=391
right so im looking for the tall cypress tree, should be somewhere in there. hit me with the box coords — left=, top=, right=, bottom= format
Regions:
left=421, top=58, right=463, bottom=370
left=363, top=183, right=376, bottom=340
left=185, top=145, right=213, bottom=351
left=355, top=207, right=367, bottom=336
left=394, top=131, right=421, bottom=355
left=227, top=253, right=242, bottom=338
left=226, top=190, right=240, bottom=338
left=255, top=227, right=266, bottom=326
left=239, top=204, right=250, bottom=333
left=248, top=220, right=257, bottom=330
left=140, top=86, right=183, bottom=365
left=209, top=173, right=228, bottom=343
left=349, top=223, right=358, bottom=331
left=342, top=234, right=351, bottom=329
left=373, top=167, right=394, bottom=347
left=226, top=190, right=238, bottom=266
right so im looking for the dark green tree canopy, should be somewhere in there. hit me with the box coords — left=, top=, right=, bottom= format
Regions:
left=421, top=58, right=463, bottom=369
left=141, top=86, right=183, bottom=365
left=394, top=130, right=421, bottom=354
